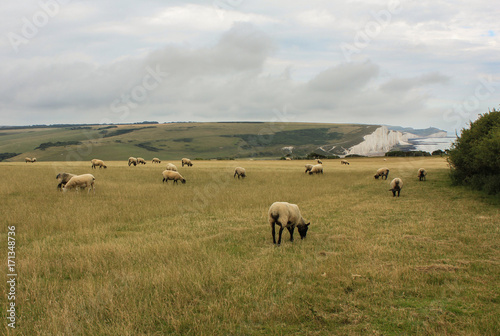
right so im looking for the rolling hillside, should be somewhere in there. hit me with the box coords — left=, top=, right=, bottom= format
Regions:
left=0, top=122, right=380, bottom=161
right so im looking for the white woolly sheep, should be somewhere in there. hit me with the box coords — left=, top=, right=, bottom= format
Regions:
left=341, top=159, right=350, bottom=165
left=389, top=178, right=403, bottom=197
left=304, top=164, right=314, bottom=174
left=165, top=163, right=178, bottom=171
left=128, top=157, right=138, bottom=166
left=417, top=168, right=427, bottom=181
left=308, top=164, right=323, bottom=175
left=30, top=158, right=37, bottom=163
left=285, top=157, right=292, bottom=161
left=25, top=157, right=32, bottom=163
left=91, top=159, right=107, bottom=169
left=181, top=158, right=193, bottom=167
left=268, top=202, right=310, bottom=245
left=234, top=167, right=246, bottom=179
left=63, top=174, right=95, bottom=193
left=137, top=157, right=146, bottom=165
left=374, top=167, right=390, bottom=180
left=152, top=158, right=161, bottom=164
left=162, top=170, right=186, bottom=184
left=56, top=172, right=76, bottom=190
left=316, top=159, right=323, bottom=164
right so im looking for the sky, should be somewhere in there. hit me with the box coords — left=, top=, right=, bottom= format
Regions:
left=1, top=0, right=499, bottom=133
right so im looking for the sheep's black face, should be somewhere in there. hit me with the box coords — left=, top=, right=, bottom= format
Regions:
left=181, top=179, right=186, bottom=184
left=298, top=223, right=310, bottom=239
left=374, top=175, right=379, bottom=179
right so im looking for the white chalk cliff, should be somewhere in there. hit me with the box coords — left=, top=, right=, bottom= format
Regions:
left=346, top=126, right=413, bottom=156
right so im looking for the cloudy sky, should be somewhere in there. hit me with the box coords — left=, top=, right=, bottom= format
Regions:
left=1, top=0, right=498, bottom=132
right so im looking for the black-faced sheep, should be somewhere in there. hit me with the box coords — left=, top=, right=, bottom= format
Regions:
left=165, top=163, right=178, bottom=171
left=137, top=157, right=146, bottom=165
left=128, top=157, right=138, bottom=166
left=417, top=168, right=427, bottom=181
left=341, top=159, right=350, bottom=165
left=162, top=170, right=186, bottom=184
left=268, top=202, right=310, bottom=245
left=181, top=158, right=193, bottom=167
left=234, top=167, right=246, bottom=179
left=91, top=159, right=107, bottom=169
left=374, top=167, right=389, bottom=180
left=308, top=164, right=323, bottom=175
left=56, top=172, right=76, bottom=190
left=152, top=158, right=161, bottom=164
left=25, top=157, right=32, bottom=163
left=304, top=164, right=314, bottom=174
left=316, top=159, right=323, bottom=164
left=389, top=178, right=403, bottom=197
left=63, top=174, right=95, bottom=193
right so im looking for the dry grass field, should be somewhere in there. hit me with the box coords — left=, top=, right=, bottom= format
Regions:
left=1, top=157, right=499, bottom=335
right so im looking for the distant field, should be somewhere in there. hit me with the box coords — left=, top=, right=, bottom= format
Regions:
left=1, top=157, right=499, bottom=335
left=0, top=122, right=379, bottom=161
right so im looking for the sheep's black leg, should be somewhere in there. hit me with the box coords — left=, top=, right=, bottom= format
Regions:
left=287, top=227, right=294, bottom=242
left=277, top=227, right=284, bottom=245
left=272, top=223, right=276, bottom=244
left=392, top=190, right=396, bottom=197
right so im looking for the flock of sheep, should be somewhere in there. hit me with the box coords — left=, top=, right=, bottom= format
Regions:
left=53, top=156, right=428, bottom=245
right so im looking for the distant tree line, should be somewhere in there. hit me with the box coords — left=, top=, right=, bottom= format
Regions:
left=0, top=152, right=20, bottom=161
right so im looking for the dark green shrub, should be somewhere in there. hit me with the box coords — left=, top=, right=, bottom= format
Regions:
left=448, top=109, right=500, bottom=194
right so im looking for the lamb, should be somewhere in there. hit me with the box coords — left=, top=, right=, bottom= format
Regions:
left=234, top=167, right=246, bottom=179
left=91, top=159, right=107, bottom=169
left=62, top=174, right=95, bottom=193
left=389, top=178, right=403, bottom=197
left=152, top=158, right=161, bottom=164
left=316, top=159, right=323, bottom=164
left=341, top=159, right=350, bottom=165
left=374, top=167, right=390, bottom=180
left=162, top=170, right=186, bottom=184
left=56, top=172, right=76, bottom=190
left=181, top=158, right=193, bottom=167
left=128, top=157, right=138, bottom=166
left=137, top=157, right=147, bottom=165
left=308, top=164, right=323, bottom=175
left=165, top=163, right=178, bottom=171
left=417, top=168, right=427, bottom=181
left=304, top=164, right=314, bottom=174
left=268, top=202, right=310, bottom=245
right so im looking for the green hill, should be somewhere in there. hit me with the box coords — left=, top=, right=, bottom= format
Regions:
left=0, top=122, right=379, bottom=161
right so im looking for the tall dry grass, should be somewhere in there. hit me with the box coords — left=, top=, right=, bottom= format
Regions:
left=1, top=157, right=499, bottom=335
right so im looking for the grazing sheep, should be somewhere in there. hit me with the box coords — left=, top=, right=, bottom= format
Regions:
left=137, top=157, right=147, bottom=165
left=316, top=159, right=323, bottom=164
left=308, top=164, right=323, bottom=175
left=63, top=174, right=95, bottom=194
left=152, top=158, right=161, bottom=164
left=341, top=159, right=350, bottom=165
left=389, top=178, right=403, bottom=197
left=304, top=164, right=314, bottom=174
left=30, top=158, right=37, bottom=163
left=181, top=158, right=193, bottom=167
left=128, top=157, right=138, bottom=166
left=162, top=170, right=186, bottom=184
left=268, top=202, right=310, bottom=245
left=234, top=167, right=246, bottom=179
left=417, top=168, right=427, bottom=181
left=91, top=159, right=107, bottom=169
left=374, top=167, right=390, bottom=180
left=285, top=157, right=292, bottom=161
left=165, top=163, right=178, bottom=171
left=25, top=157, right=32, bottom=163
left=56, top=172, right=76, bottom=190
